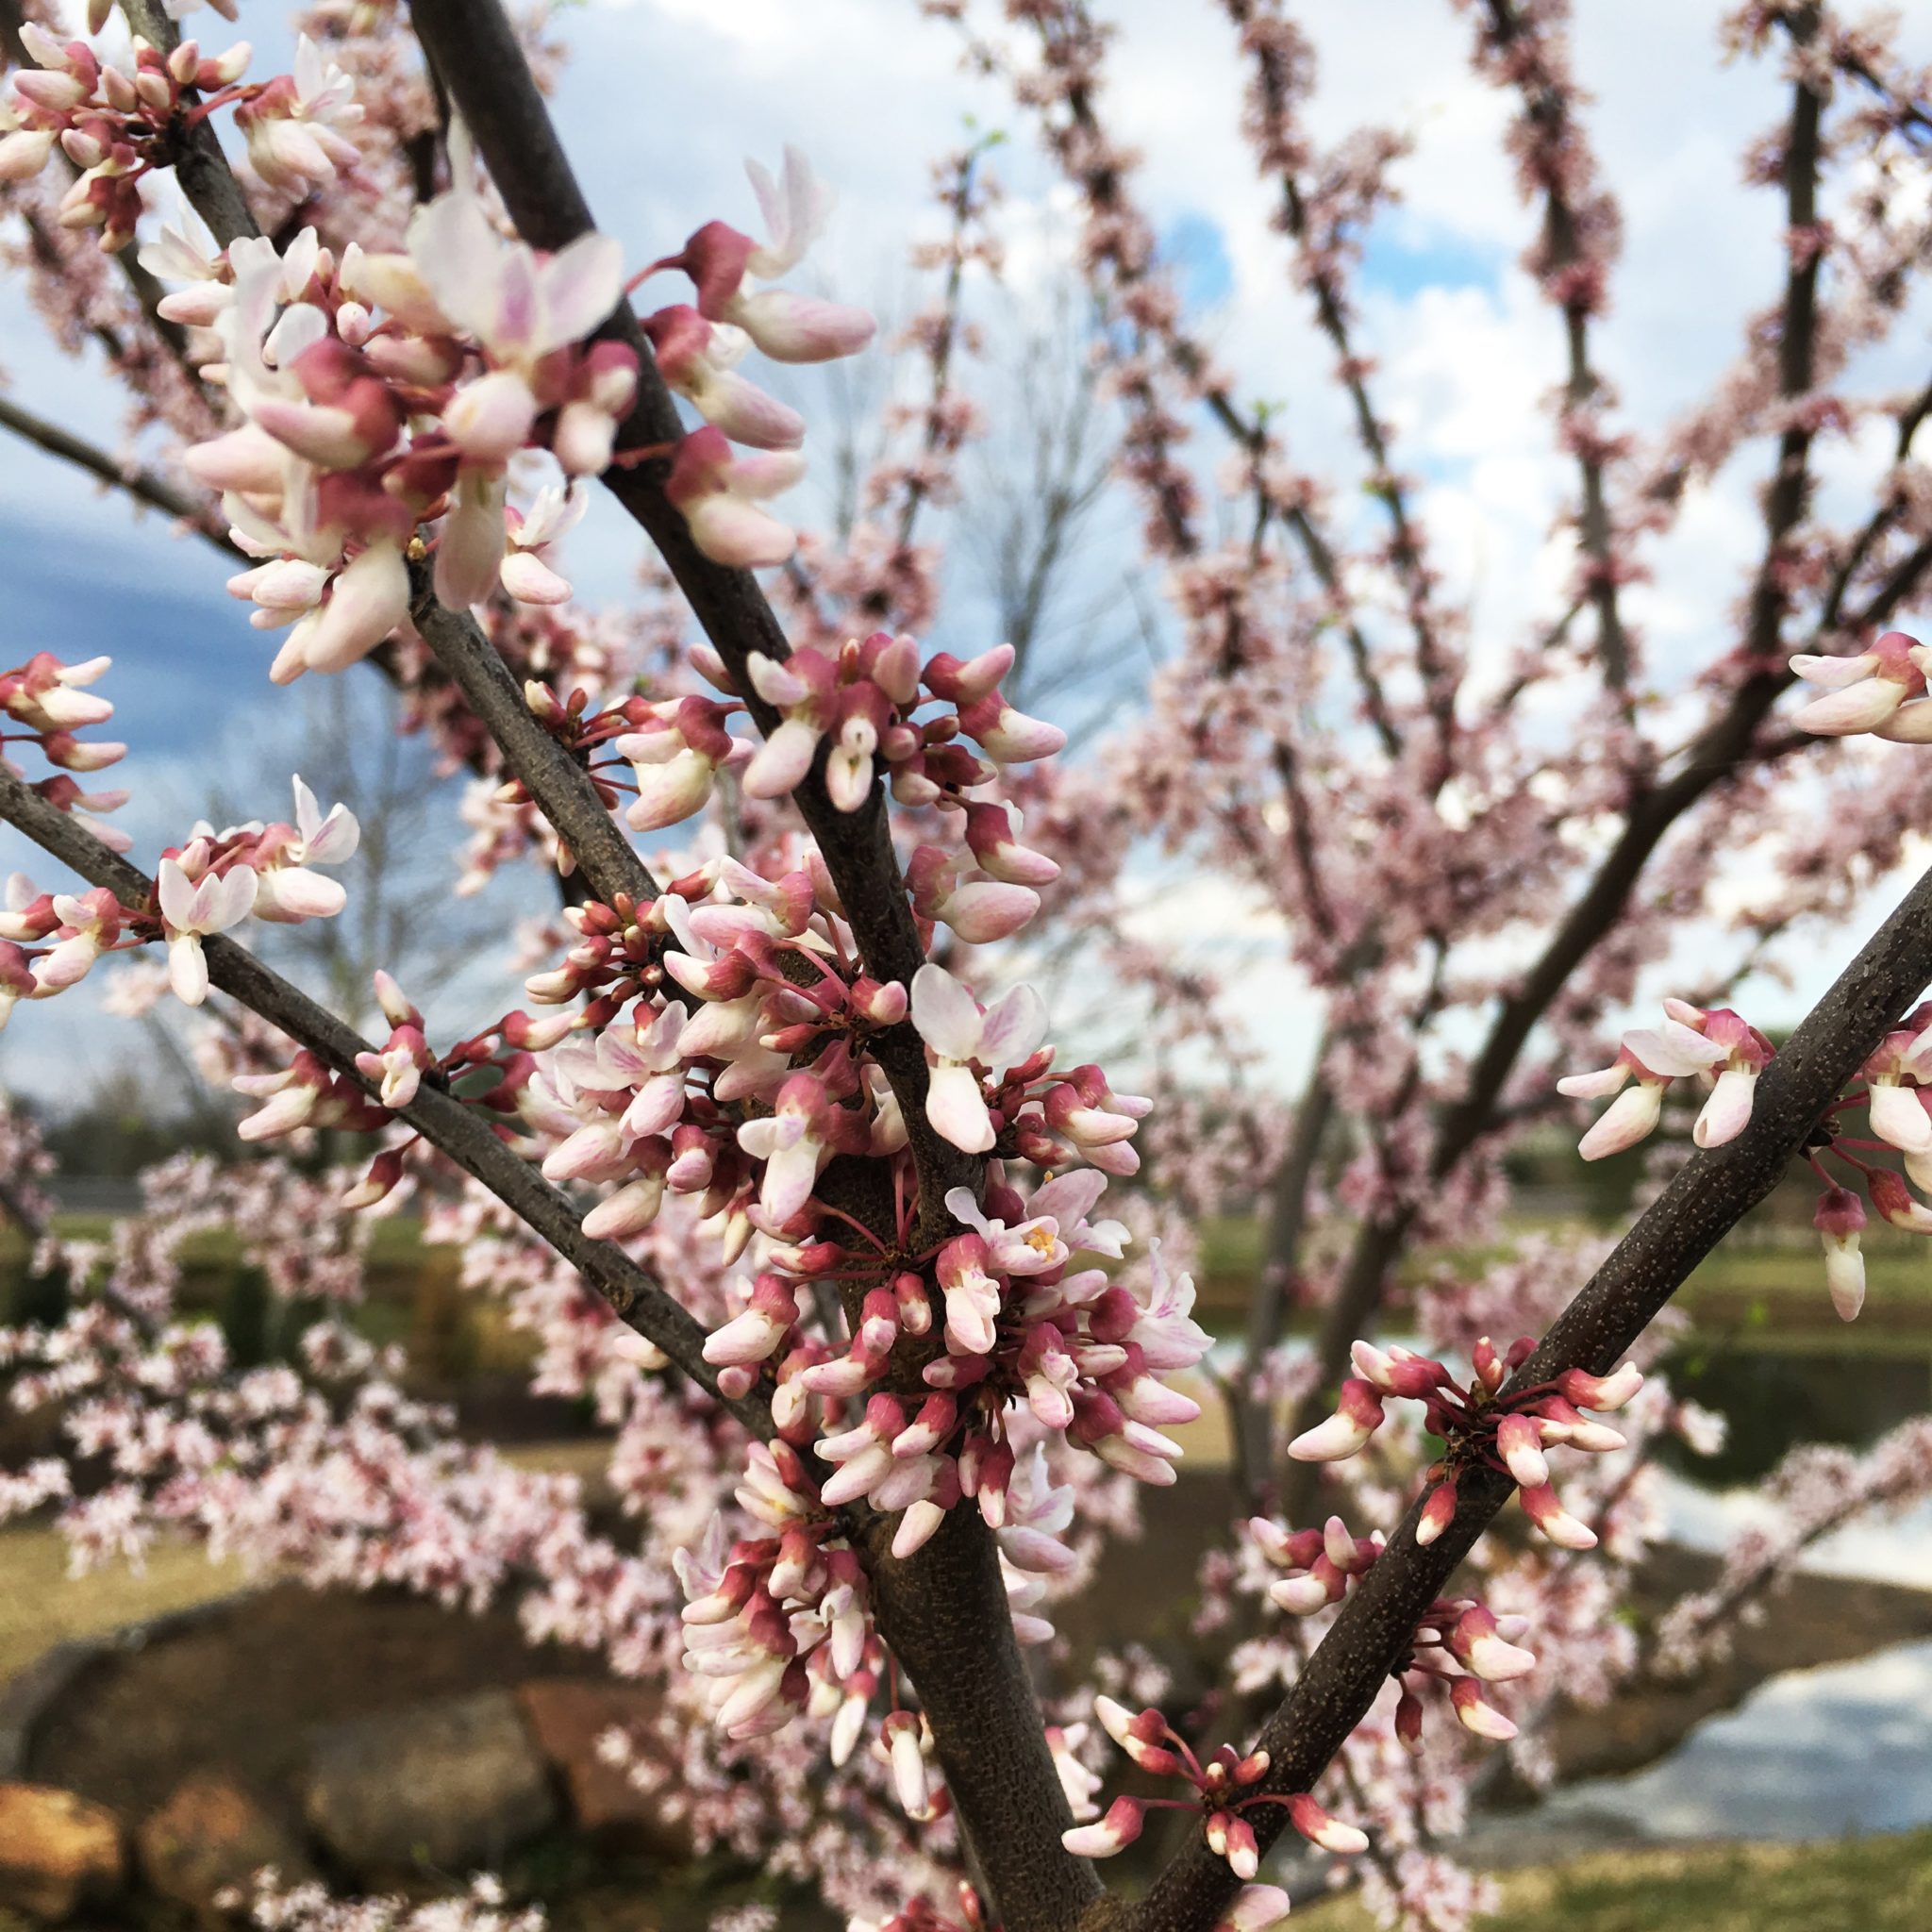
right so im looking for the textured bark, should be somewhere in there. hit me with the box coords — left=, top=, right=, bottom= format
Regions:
left=862, top=1507, right=1107, bottom=1931
left=1123, top=851, right=1932, bottom=1932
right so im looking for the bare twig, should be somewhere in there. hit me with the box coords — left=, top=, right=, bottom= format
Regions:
left=1482, top=0, right=1634, bottom=703
left=0, top=394, right=233, bottom=551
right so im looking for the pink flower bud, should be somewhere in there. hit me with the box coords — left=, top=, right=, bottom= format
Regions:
left=1868, top=1074, right=1932, bottom=1154
left=665, top=426, right=803, bottom=569
left=1222, top=1813, right=1259, bottom=1879
left=0, top=128, right=56, bottom=183
left=444, top=370, right=541, bottom=463
left=1576, top=1079, right=1662, bottom=1160
left=1287, top=1377, right=1384, bottom=1462
left=958, top=689, right=1067, bottom=763
left=1215, top=1888, right=1291, bottom=1932
left=1449, top=1605, right=1537, bottom=1681
left=1450, top=1675, right=1518, bottom=1740
left=1288, top=1794, right=1368, bottom=1855
left=1520, top=1480, right=1596, bottom=1549
left=1556, top=1362, right=1644, bottom=1411
left=1394, top=1687, right=1424, bottom=1754
left=1350, top=1339, right=1449, bottom=1398
left=1091, top=1695, right=1181, bottom=1775
left=276, top=541, right=409, bottom=681
left=1270, top=1569, right=1341, bottom=1615
left=341, top=1148, right=406, bottom=1210
left=1868, top=1167, right=1932, bottom=1233
left=924, top=645, right=1014, bottom=705
left=932, top=877, right=1040, bottom=944
left=891, top=1498, right=948, bottom=1558
left=1495, top=1412, right=1549, bottom=1488
left=729, top=288, right=875, bottom=363
left=1060, top=1794, right=1144, bottom=1859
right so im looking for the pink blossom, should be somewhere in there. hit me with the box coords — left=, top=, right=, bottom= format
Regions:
left=664, top=426, right=806, bottom=568
left=234, top=37, right=362, bottom=198
left=156, top=853, right=258, bottom=1006
left=908, top=963, right=1048, bottom=1153
left=1287, top=1376, right=1386, bottom=1461
left=1790, top=630, right=1926, bottom=736
left=652, top=148, right=876, bottom=365
left=645, top=306, right=806, bottom=450
left=1060, top=1793, right=1144, bottom=1858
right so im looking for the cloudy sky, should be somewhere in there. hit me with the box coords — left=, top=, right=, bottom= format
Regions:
left=3, top=0, right=1930, bottom=1108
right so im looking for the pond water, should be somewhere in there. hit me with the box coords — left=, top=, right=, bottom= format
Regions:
left=1543, top=1637, right=1932, bottom=1840
left=1220, top=1325, right=1932, bottom=1839
left=1568, top=1341, right=1932, bottom=1841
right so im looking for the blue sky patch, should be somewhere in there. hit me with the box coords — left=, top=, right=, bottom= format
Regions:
left=1161, top=211, right=1236, bottom=311
left=1359, top=225, right=1502, bottom=300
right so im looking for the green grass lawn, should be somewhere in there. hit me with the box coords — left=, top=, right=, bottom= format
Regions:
left=1293, top=1829, right=1932, bottom=1932
left=1191, top=1212, right=1932, bottom=1347
left=11, top=1206, right=1931, bottom=1363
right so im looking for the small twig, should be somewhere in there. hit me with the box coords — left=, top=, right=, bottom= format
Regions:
left=0, top=761, right=769, bottom=1439
left=0, top=394, right=234, bottom=552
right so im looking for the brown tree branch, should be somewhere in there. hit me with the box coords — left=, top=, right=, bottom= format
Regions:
left=1124, top=847, right=1932, bottom=1932
left=405, top=0, right=985, bottom=1246
left=394, top=8, right=1100, bottom=1922
left=0, top=762, right=768, bottom=1438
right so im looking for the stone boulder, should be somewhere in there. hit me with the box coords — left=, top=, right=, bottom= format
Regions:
left=0, top=1782, right=125, bottom=1921
left=137, top=1772, right=312, bottom=1914
left=301, top=1689, right=557, bottom=1877
left=514, top=1678, right=692, bottom=1857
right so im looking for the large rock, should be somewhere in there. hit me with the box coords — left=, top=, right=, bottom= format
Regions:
left=301, top=1689, right=557, bottom=1876
left=137, top=1772, right=312, bottom=1914
left=514, top=1678, right=691, bottom=1857
left=0, top=1782, right=125, bottom=1921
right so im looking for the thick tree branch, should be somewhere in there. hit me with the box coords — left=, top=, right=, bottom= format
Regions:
left=1124, top=849, right=1932, bottom=1932
left=396, top=8, right=1099, bottom=1922
left=0, top=762, right=768, bottom=1439
left=406, top=0, right=983, bottom=1242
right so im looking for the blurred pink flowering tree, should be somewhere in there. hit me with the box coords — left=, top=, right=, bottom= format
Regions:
left=4, top=3, right=1932, bottom=1930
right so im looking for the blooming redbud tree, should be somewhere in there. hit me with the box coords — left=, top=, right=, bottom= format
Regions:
left=4, top=3, right=1932, bottom=1931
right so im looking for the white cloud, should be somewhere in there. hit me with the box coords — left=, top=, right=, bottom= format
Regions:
left=5, top=0, right=1932, bottom=1106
